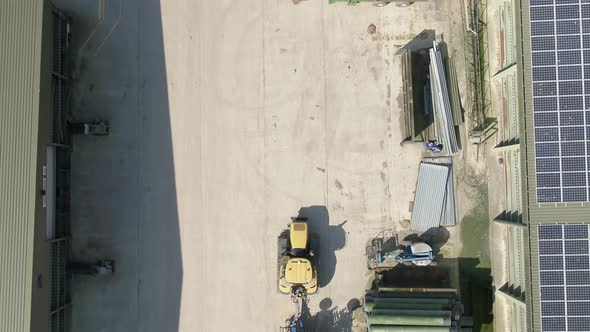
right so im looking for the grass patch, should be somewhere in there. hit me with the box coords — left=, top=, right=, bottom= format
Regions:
left=461, top=210, right=491, bottom=269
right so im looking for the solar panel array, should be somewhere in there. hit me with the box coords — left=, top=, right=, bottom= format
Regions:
left=530, top=0, right=590, bottom=203
left=538, top=224, right=590, bottom=331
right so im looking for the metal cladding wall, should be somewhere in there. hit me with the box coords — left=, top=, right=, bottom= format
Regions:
left=0, top=1, right=45, bottom=332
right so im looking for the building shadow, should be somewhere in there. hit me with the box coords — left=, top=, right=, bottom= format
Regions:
left=59, top=0, right=182, bottom=331
left=494, top=211, right=523, bottom=224
left=398, top=30, right=436, bottom=138
left=458, top=258, right=494, bottom=332
left=376, top=264, right=451, bottom=288
left=297, top=206, right=347, bottom=288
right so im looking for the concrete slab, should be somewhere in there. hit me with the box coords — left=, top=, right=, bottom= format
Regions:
left=54, top=0, right=467, bottom=331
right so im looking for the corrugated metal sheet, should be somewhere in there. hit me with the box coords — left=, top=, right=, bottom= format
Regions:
left=422, top=157, right=456, bottom=227
left=0, top=1, right=45, bottom=332
left=446, top=58, right=463, bottom=127
left=410, top=162, right=449, bottom=232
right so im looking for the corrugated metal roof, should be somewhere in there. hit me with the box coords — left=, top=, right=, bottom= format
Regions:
left=0, top=1, right=45, bottom=331
left=516, top=0, right=590, bottom=329
left=410, top=162, right=450, bottom=232
left=509, top=0, right=590, bottom=330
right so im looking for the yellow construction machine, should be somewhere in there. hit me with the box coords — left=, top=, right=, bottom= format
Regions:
left=277, top=218, right=318, bottom=296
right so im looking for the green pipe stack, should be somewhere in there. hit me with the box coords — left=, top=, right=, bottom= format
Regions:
left=369, top=326, right=453, bottom=332
left=365, top=290, right=461, bottom=332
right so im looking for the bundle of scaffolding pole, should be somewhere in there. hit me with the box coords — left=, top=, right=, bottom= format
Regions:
left=429, top=42, right=459, bottom=154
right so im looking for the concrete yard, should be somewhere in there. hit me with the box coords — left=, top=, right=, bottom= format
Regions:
left=55, top=0, right=468, bottom=331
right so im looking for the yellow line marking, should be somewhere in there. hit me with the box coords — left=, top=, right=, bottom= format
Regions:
left=94, top=0, right=123, bottom=56
left=99, top=0, right=104, bottom=20
left=79, top=0, right=105, bottom=51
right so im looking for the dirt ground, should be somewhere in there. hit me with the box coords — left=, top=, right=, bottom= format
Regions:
left=53, top=0, right=485, bottom=331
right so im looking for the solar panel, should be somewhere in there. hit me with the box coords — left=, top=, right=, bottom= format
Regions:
left=567, top=286, right=590, bottom=300
left=536, top=142, right=561, bottom=157
left=531, top=6, right=555, bottom=21
left=534, top=52, right=557, bottom=66
left=562, top=157, right=586, bottom=171
left=533, top=21, right=557, bottom=35
left=559, top=51, right=583, bottom=65
left=560, top=112, right=584, bottom=126
left=569, top=317, right=590, bottom=330
left=536, top=127, right=560, bottom=142
left=534, top=67, right=557, bottom=81
left=542, top=301, right=566, bottom=316
left=560, top=127, right=585, bottom=141
left=556, top=35, right=581, bottom=49
left=567, top=302, right=590, bottom=315
left=565, top=240, right=589, bottom=254
left=564, top=224, right=589, bottom=238
left=539, top=224, right=564, bottom=239
left=537, top=158, right=562, bottom=172
left=556, top=5, right=579, bottom=20
left=538, top=224, right=590, bottom=331
left=542, top=286, right=566, bottom=301
left=558, top=66, right=582, bottom=80
left=530, top=0, right=590, bottom=203
left=561, top=141, right=586, bottom=156
left=565, top=256, right=590, bottom=269
left=535, top=97, right=559, bottom=111
left=557, top=20, right=580, bottom=35
left=542, top=317, right=566, bottom=331
left=558, top=81, right=583, bottom=96
left=541, top=255, right=566, bottom=269
left=531, top=0, right=553, bottom=5
left=563, top=187, right=588, bottom=201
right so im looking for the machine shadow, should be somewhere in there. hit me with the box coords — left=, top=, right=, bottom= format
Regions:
left=300, top=297, right=359, bottom=332
left=297, top=206, right=347, bottom=288
left=402, top=226, right=450, bottom=254
left=64, top=0, right=182, bottom=331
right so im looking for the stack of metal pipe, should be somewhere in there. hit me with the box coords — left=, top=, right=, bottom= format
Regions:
left=365, top=290, right=463, bottom=332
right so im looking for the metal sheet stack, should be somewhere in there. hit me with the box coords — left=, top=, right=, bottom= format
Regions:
left=410, top=157, right=456, bottom=232
left=429, top=42, right=459, bottom=154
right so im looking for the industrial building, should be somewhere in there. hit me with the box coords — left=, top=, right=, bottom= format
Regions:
left=4, top=0, right=590, bottom=331
left=0, top=1, right=71, bottom=332
left=492, top=0, right=590, bottom=331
